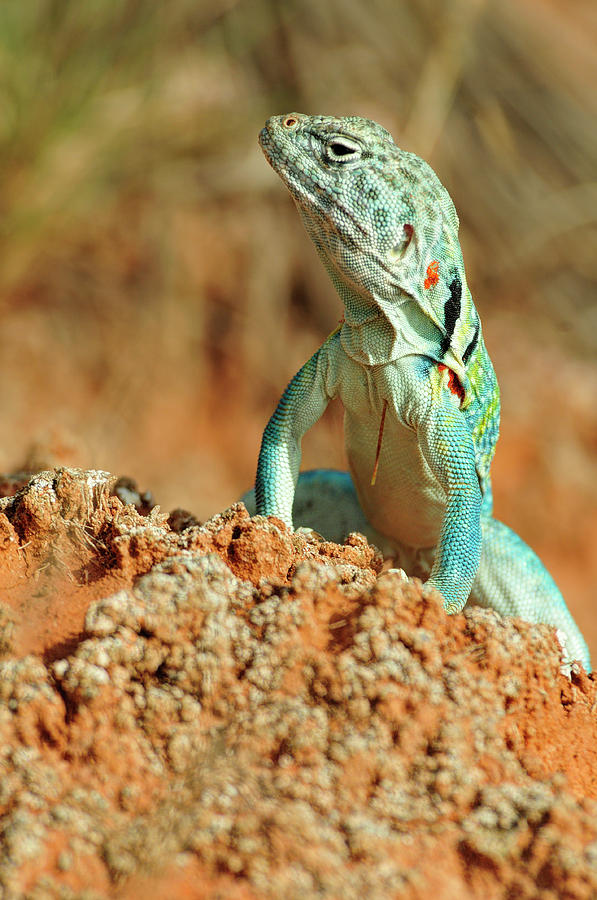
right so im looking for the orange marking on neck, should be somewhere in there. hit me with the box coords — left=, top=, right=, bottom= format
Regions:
left=424, top=260, right=439, bottom=289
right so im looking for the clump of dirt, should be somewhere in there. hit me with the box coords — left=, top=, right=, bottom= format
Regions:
left=0, top=468, right=380, bottom=664
left=0, top=467, right=596, bottom=899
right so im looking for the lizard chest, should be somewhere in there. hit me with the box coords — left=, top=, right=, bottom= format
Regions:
left=328, top=354, right=448, bottom=548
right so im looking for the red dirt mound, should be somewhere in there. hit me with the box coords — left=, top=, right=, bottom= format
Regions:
left=0, top=467, right=596, bottom=899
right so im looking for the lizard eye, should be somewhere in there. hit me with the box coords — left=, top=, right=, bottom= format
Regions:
left=325, top=137, right=361, bottom=163
left=282, top=116, right=298, bottom=128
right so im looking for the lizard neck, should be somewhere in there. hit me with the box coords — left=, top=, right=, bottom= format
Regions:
left=298, top=201, right=477, bottom=375
left=333, top=276, right=443, bottom=367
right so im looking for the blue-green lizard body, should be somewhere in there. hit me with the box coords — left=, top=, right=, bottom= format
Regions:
left=253, top=112, right=590, bottom=672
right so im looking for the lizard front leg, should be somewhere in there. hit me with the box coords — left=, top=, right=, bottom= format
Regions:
left=416, top=388, right=483, bottom=614
left=256, top=346, right=331, bottom=527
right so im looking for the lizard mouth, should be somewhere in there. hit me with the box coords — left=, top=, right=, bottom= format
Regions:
left=257, top=126, right=270, bottom=153
left=257, top=124, right=279, bottom=171
left=257, top=121, right=303, bottom=196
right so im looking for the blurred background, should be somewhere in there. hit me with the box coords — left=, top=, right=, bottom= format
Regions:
left=0, top=0, right=596, bottom=650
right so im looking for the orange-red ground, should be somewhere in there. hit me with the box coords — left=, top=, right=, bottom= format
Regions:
left=0, top=468, right=596, bottom=899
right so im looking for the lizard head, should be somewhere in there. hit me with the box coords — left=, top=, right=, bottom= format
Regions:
left=259, top=113, right=479, bottom=374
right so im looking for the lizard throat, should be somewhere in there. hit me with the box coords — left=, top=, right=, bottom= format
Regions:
left=338, top=289, right=444, bottom=367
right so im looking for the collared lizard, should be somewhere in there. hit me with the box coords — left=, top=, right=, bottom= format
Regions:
left=251, top=112, right=591, bottom=672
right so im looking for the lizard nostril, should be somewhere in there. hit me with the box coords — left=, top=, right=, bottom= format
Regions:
left=283, top=116, right=298, bottom=128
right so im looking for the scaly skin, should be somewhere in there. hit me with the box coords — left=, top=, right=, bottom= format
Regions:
left=254, top=112, right=590, bottom=671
